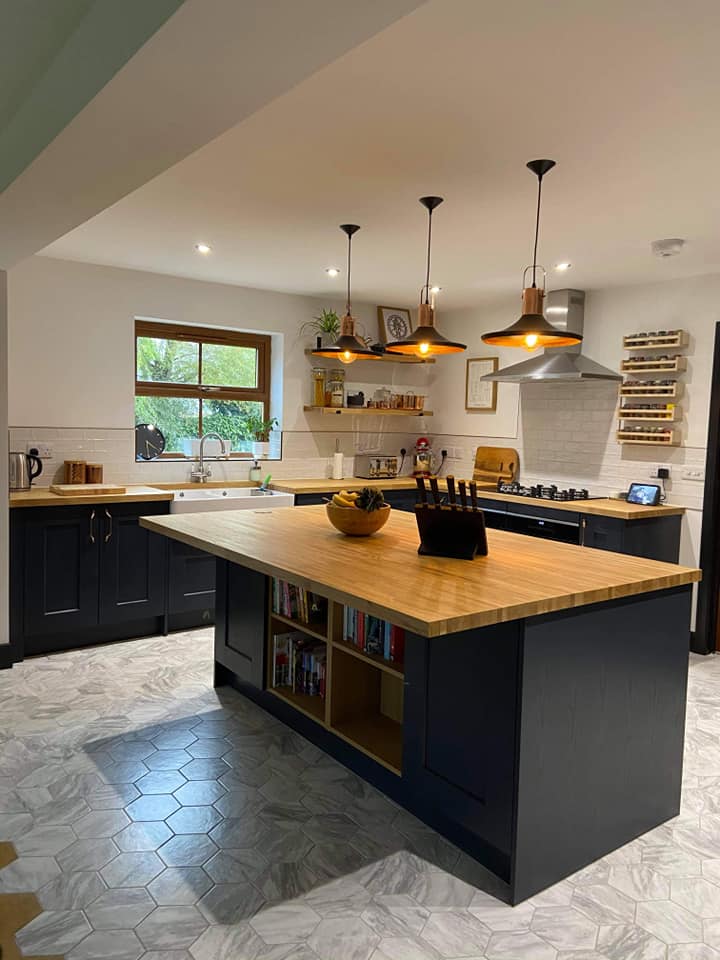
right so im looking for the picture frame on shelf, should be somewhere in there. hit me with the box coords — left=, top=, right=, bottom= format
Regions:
left=377, top=306, right=412, bottom=344
left=465, top=357, right=499, bottom=411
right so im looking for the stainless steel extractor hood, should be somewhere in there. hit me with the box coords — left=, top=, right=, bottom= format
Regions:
left=481, top=289, right=622, bottom=383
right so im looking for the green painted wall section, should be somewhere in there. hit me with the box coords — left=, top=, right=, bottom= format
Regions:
left=0, top=0, right=185, bottom=194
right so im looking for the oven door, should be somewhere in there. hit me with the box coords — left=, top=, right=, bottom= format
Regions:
left=505, top=511, right=581, bottom=544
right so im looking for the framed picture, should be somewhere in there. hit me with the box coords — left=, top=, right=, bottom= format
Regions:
left=465, top=357, right=499, bottom=411
left=377, top=306, right=412, bottom=344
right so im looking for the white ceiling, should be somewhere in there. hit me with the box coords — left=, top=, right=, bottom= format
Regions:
left=41, top=0, right=720, bottom=309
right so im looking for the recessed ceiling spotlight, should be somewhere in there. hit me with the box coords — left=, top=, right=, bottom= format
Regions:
left=325, top=267, right=340, bottom=277
left=651, top=238, right=685, bottom=259
left=430, top=285, right=442, bottom=294
left=194, top=243, right=212, bottom=255
left=554, top=262, right=572, bottom=272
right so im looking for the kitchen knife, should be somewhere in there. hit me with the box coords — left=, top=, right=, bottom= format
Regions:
left=416, top=475, right=428, bottom=506
left=458, top=479, right=468, bottom=510
left=446, top=475, right=457, bottom=509
left=469, top=480, right=478, bottom=511
left=429, top=476, right=441, bottom=507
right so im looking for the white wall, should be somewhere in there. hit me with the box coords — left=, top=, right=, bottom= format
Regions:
left=435, top=274, right=720, bottom=576
left=8, top=256, right=433, bottom=482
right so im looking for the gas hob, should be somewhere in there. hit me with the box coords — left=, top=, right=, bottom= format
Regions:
left=495, top=481, right=603, bottom=502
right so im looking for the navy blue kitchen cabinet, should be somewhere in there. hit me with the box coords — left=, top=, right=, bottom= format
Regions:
left=583, top=513, right=681, bottom=563
left=10, top=499, right=214, bottom=660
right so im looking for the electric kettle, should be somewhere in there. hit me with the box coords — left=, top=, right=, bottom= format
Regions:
left=9, top=451, right=43, bottom=491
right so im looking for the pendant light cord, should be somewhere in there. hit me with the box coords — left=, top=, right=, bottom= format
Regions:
left=346, top=232, right=352, bottom=314
left=532, top=173, right=543, bottom=289
left=424, top=208, right=433, bottom=304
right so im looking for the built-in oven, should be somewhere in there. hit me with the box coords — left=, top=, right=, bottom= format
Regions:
left=505, top=511, right=583, bottom=545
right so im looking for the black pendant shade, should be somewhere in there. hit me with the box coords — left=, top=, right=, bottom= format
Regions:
left=312, top=224, right=378, bottom=363
left=482, top=159, right=582, bottom=351
left=385, top=197, right=466, bottom=358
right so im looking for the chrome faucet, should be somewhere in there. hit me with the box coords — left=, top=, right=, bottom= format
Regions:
left=190, top=433, right=229, bottom=482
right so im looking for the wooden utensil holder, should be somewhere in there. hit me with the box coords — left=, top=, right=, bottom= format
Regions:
left=64, top=460, right=87, bottom=484
left=86, top=463, right=104, bottom=484
left=415, top=504, right=488, bottom=560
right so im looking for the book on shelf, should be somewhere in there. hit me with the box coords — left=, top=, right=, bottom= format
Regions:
left=272, top=578, right=327, bottom=628
left=343, top=607, right=405, bottom=665
left=272, top=631, right=326, bottom=698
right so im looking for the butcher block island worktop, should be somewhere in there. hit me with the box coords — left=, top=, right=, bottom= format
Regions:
left=140, top=506, right=698, bottom=637
left=144, top=503, right=698, bottom=903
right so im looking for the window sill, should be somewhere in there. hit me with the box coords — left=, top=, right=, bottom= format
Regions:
left=135, top=456, right=283, bottom=463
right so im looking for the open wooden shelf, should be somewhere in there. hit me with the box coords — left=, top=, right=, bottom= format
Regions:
left=268, top=685, right=326, bottom=724
left=619, top=384, right=682, bottom=399
left=623, top=331, right=687, bottom=350
left=303, top=406, right=432, bottom=417
left=620, top=357, right=687, bottom=374
left=332, top=714, right=403, bottom=774
left=616, top=430, right=679, bottom=446
left=618, top=407, right=680, bottom=422
left=305, top=348, right=434, bottom=365
left=270, top=611, right=328, bottom=642
left=332, top=638, right=404, bottom=678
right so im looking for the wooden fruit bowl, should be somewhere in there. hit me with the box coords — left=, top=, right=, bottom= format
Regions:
left=326, top=502, right=391, bottom=536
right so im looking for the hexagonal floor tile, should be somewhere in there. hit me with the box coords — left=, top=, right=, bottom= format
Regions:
left=145, top=749, right=192, bottom=770
left=174, top=780, right=226, bottom=806
left=671, top=875, right=720, bottom=918
left=86, top=783, right=140, bottom=810
left=38, top=870, right=106, bottom=910
left=126, top=793, right=180, bottom=821
left=158, top=834, right=218, bottom=867
left=14, top=825, right=76, bottom=856
left=187, top=739, right=232, bottom=759
left=109, top=741, right=156, bottom=763
left=73, top=808, right=130, bottom=838
left=250, top=902, right=322, bottom=944
left=151, top=730, right=198, bottom=751
left=114, top=820, right=173, bottom=852
left=181, top=758, right=231, bottom=781
left=197, top=881, right=265, bottom=924
left=204, top=848, right=267, bottom=884
left=56, top=837, right=120, bottom=873
left=136, top=905, right=207, bottom=950
left=148, top=866, right=213, bottom=904
left=15, top=908, right=92, bottom=955
left=85, top=886, right=157, bottom=929
left=67, top=928, right=143, bottom=960
left=0, top=855, right=61, bottom=892
left=307, top=916, right=377, bottom=960
left=100, top=850, right=164, bottom=887
left=166, top=805, right=223, bottom=835
left=99, top=760, right=150, bottom=784
left=530, top=905, right=597, bottom=951
left=136, top=770, right=187, bottom=795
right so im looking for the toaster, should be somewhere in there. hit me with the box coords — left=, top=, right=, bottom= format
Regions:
left=354, top=454, right=399, bottom=479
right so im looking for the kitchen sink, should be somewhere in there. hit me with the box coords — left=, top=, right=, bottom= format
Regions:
left=169, top=487, right=294, bottom=514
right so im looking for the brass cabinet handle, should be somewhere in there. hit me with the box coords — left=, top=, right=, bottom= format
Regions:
left=580, top=516, right=587, bottom=547
left=104, top=508, right=113, bottom=543
left=89, top=509, right=96, bottom=544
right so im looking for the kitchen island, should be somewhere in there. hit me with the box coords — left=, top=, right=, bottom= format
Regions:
left=141, top=505, right=700, bottom=903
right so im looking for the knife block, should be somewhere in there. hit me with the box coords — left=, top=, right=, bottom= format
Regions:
left=415, top=505, right=488, bottom=560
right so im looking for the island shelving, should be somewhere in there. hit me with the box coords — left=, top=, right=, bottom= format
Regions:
left=141, top=506, right=700, bottom=905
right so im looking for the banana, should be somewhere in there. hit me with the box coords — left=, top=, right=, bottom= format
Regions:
left=333, top=494, right=357, bottom=508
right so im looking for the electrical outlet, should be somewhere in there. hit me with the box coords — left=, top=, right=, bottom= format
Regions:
left=681, top=468, right=705, bottom=481
left=455, top=447, right=465, bottom=461
left=27, top=442, right=53, bottom=459
left=653, top=465, right=671, bottom=480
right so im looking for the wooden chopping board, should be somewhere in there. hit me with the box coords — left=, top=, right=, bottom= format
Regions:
left=50, top=483, right=127, bottom=496
left=473, top=446, right=519, bottom=485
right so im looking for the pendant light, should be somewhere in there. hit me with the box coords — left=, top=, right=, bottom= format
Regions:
left=482, top=159, right=582, bottom=351
left=385, top=197, right=466, bottom=357
left=312, top=224, right=378, bottom=364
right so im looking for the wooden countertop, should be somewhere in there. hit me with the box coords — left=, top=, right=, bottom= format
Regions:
left=10, top=486, right=174, bottom=508
left=268, top=477, right=685, bottom=520
left=140, top=505, right=700, bottom=638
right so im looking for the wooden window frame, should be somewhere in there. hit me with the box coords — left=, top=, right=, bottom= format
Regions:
left=135, top=319, right=271, bottom=458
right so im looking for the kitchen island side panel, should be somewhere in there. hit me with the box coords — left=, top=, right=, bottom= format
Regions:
left=511, top=585, right=691, bottom=903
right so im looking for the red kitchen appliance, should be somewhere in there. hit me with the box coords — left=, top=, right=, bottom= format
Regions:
left=412, top=437, right=436, bottom=477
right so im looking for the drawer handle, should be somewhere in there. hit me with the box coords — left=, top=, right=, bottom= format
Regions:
left=104, top=508, right=113, bottom=543
left=89, top=509, right=96, bottom=544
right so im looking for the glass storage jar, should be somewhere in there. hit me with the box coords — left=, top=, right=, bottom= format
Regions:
left=311, top=367, right=326, bottom=407
left=328, top=368, right=346, bottom=408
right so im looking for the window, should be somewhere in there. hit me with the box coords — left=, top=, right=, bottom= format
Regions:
left=135, top=320, right=271, bottom=456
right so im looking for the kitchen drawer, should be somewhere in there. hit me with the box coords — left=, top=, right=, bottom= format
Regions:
left=505, top=503, right=581, bottom=525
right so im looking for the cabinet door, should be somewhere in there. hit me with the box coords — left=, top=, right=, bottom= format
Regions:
left=214, top=560, right=265, bottom=689
left=24, top=507, right=100, bottom=635
left=583, top=515, right=625, bottom=553
left=168, top=539, right=216, bottom=613
left=99, top=503, right=167, bottom=624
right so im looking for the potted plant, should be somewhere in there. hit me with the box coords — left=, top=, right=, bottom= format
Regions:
left=246, top=415, right=279, bottom=458
left=300, top=309, right=341, bottom=347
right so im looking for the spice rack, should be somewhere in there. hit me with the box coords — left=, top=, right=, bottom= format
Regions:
left=618, top=329, right=687, bottom=446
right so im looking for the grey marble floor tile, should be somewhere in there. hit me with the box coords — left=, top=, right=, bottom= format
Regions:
left=100, top=850, right=165, bottom=887
left=0, top=811, right=34, bottom=840
left=596, top=923, right=667, bottom=960
left=136, top=904, right=208, bottom=950
left=136, top=769, right=187, bottom=794
left=74, top=807, right=130, bottom=838
left=109, top=740, right=156, bottom=762
left=305, top=840, right=369, bottom=882
left=0, top=855, right=61, bottom=892
left=571, top=883, right=637, bottom=925
left=14, top=823, right=76, bottom=856
left=85, top=886, right=157, bottom=928
left=361, top=895, right=429, bottom=938
left=151, top=730, right=198, bottom=750
left=157, top=833, right=218, bottom=866
left=642, top=844, right=702, bottom=878
left=307, top=916, right=378, bottom=959
left=166, top=804, right=223, bottom=835
left=213, top=786, right=262, bottom=819
left=15, top=908, right=92, bottom=955
left=56, top=837, right=120, bottom=872
left=86, top=782, right=140, bottom=810
left=67, top=928, right=144, bottom=960
left=408, top=871, right=478, bottom=909
left=125, top=792, right=180, bottom=821
left=197, top=881, right=266, bottom=924
left=250, top=903, right=322, bottom=944
left=302, top=877, right=373, bottom=918
left=174, top=779, right=227, bottom=806
left=188, top=921, right=266, bottom=960
left=143, top=953, right=194, bottom=960
left=146, top=749, right=192, bottom=770
left=469, top=892, right=535, bottom=932
left=607, top=865, right=670, bottom=902
left=114, top=820, right=173, bottom=852
left=530, top=906, right=598, bottom=951
left=302, top=812, right=360, bottom=844
left=99, top=760, right=150, bottom=784
left=671, top=876, right=720, bottom=917
left=421, top=908, right=492, bottom=956
left=256, top=861, right=319, bottom=900
left=148, top=866, right=213, bottom=904
left=370, top=935, right=441, bottom=960
left=182, top=758, right=231, bottom=780
left=38, top=869, right=106, bottom=909
left=204, top=847, right=268, bottom=884
left=33, top=795, right=90, bottom=825
left=485, top=930, right=558, bottom=960
left=636, top=899, right=703, bottom=943
left=668, top=945, right=720, bottom=960
left=187, top=738, right=232, bottom=759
